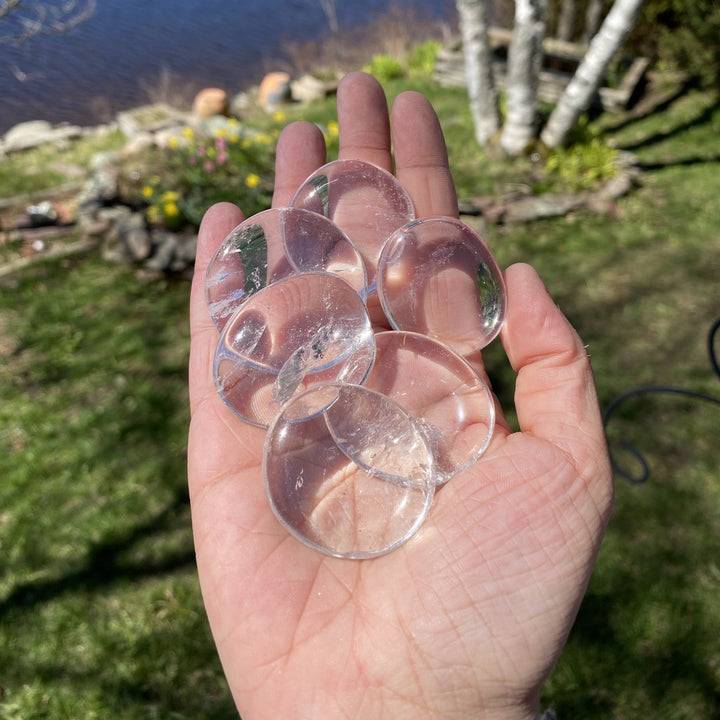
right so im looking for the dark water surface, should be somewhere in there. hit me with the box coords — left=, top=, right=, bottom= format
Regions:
left=0, top=0, right=453, bottom=134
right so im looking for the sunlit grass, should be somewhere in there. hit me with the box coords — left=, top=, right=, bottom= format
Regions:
left=0, top=79, right=719, bottom=719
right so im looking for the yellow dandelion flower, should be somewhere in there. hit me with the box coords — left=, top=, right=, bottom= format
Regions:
left=327, top=121, right=339, bottom=138
left=167, top=136, right=180, bottom=149
left=142, top=185, right=154, bottom=199
left=182, top=126, right=195, bottom=140
left=245, top=173, right=261, bottom=189
left=254, top=132, right=272, bottom=146
left=163, top=201, right=180, bottom=218
left=160, top=190, right=180, bottom=204
left=273, top=110, right=286, bottom=123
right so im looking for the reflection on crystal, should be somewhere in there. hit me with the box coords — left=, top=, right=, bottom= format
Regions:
left=365, top=331, right=495, bottom=484
left=205, top=207, right=368, bottom=332
left=377, top=216, right=507, bottom=355
left=264, top=382, right=435, bottom=558
left=290, top=159, right=415, bottom=290
left=214, top=273, right=375, bottom=427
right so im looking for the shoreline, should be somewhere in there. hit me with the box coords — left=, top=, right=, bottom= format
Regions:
left=0, top=0, right=455, bottom=135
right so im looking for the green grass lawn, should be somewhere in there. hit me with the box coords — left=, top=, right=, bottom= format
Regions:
left=1, top=79, right=719, bottom=718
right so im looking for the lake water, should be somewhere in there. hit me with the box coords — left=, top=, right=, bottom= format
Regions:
left=0, top=0, right=454, bottom=134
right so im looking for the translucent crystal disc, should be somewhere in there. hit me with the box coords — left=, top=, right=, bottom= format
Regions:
left=365, top=331, right=495, bottom=485
left=213, top=272, right=375, bottom=427
left=205, top=208, right=293, bottom=332
left=264, top=382, right=435, bottom=558
left=280, top=206, right=368, bottom=300
left=205, top=207, right=367, bottom=332
left=377, top=217, right=507, bottom=355
left=290, top=159, right=415, bottom=291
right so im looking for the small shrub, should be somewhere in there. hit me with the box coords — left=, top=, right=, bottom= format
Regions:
left=546, top=138, right=618, bottom=191
left=545, top=117, right=618, bottom=191
left=407, top=39, right=442, bottom=77
left=363, top=54, right=404, bottom=83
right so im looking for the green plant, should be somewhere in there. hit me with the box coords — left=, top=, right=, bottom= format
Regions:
left=407, top=39, right=442, bottom=77
left=545, top=117, right=618, bottom=191
left=141, top=119, right=278, bottom=230
left=362, top=54, right=404, bottom=83
left=633, top=0, right=720, bottom=87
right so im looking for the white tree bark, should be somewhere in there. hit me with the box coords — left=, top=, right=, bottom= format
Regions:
left=541, top=0, right=645, bottom=148
left=456, top=0, right=500, bottom=145
left=500, top=0, right=548, bottom=155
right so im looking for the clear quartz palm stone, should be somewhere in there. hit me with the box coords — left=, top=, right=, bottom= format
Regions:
left=377, top=217, right=507, bottom=356
left=263, top=382, right=435, bottom=559
left=213, top=272, right=375, bottom=427
left=365, top=331, right=495, bottom=485
left=205, top=207, right=368, bottom=332
left=290, top=159, right=415, bottom=292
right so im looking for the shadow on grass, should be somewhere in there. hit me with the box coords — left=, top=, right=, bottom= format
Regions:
left=614, top=91, right=720, bottom=154
left=0, top=486, right=194, bottom=620
left=637, top=152, right=720, bottom=171
left=551, top=470, right=720, bottom=717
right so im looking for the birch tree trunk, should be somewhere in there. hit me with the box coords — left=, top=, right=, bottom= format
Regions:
left=500, top=0, right=548, bottom=155
left=541, top=0, right=645, bottom=148
left=556, top=0, right=577, bottom=41
left=456, top=0, right=500, bottom=145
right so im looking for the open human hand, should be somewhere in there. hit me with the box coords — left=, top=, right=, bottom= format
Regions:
left=188, top=72, right=613, bottom=720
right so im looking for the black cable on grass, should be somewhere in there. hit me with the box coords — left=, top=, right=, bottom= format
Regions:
left=603, top=317, right=720, bottom=484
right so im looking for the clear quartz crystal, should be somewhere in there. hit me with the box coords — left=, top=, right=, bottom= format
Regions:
left=365, top=331, right=495, bottom=484
left=263, top=382, right=435, bottom=559
left=213, top=272, right=375, bottom=427
left=290, top=159, right=415, bottom=292
left=377, top=216, right=507, bottom=355
left=205, top=207, right=368, bottom=332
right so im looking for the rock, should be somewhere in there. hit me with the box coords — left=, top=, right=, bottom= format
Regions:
left=4, top=120, right=52, bottom=144
left=120, top=131, right=154, bottom=157
left=258, top=72, right=292, bottom=111
left=173, top=231, right=197, bottom=267
left=290, top=74, right=328, bottom=104
left=230, top=91, right=252, bottom=116
left=126, top=225, right=152, bottom=261
left=153, top=125, right=188, bottom=149
left=192, top=88, right=229, bottom=118
left=146, top=231, right=178, bottom=272
left=116, top=103, right=190, bottom=137
left=1, top=120, right=83, bottom=153
left=26, top=201, right=58, bottom=227
left=502, top=193, right=584, bottom=223
left=89, top=150, right=121, bottom=171
left=198, top=114, right=241, bottom=139
left=76, top=164, right=119, bottom=206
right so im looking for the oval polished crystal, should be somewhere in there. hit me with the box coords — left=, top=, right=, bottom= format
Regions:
left=290, top=159, right=415, bottom=291
left=365, top=331, right=495, bottom=484
left=377, top=216, right=507, bottom=355
left=213, top=272, right=375, bottom=427
left=264, top=382, right=435, bottom=559
left=205, top=207, right=368, bottom=332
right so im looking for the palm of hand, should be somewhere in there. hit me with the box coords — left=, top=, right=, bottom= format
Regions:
left=188, top=73, right=612, bottom=720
